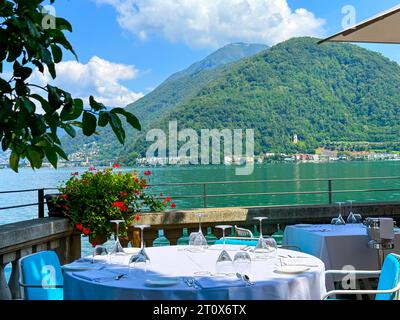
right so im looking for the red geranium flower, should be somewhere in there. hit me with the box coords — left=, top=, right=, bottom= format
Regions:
left=134, top=190, right=141, bottom=195
left=170, top=203, right=176, bottom=209
left=135, top=214, right=140, bottom=222
left=144, top=170, right=151, bottom=176
left=75, top=223, right=83, bottom=231
left=91, top=242, right=97, bottom=248
left=113, top=201, right=124, bottom=208
left=83, top=228, right=90, bottom=235
left=165, top=196, right=172, bottom=202
left=113, top=163, right=120, bottom=169
left=60, top=194, right=68, bottom=201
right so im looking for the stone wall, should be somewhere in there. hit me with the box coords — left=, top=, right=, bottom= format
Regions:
left=0, top=218, right=81, bottom=300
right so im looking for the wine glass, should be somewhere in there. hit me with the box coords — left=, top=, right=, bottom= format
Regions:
left=253, top=217, right=269, bottom=254
left=191, top=213, right=208, bottom=251
left=233, top=251, right=252, bottom=274
left=128, top=251, right=149, bottom=276
left=135, top=224, right=150, bottom=249
left=346, top=200, right=358, bottom=224
left=92, top=245, right=108, bottom=264
left=110, top=220, right=125, bottom=255
left=335, top=202, right=346, bottom=225
left=264, top=237, right=278, bottom=259
left=215, top=225, right=233, bottom=275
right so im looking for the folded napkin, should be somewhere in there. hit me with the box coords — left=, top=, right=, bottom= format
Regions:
left=380, top=218, right=394, bottom=239
left=195, top=276, right=246, bottom=289
left=72, top=269, right=124, bottom=283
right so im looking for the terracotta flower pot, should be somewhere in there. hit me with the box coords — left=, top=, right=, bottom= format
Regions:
left=45, top=194, right=68, bottom=218
left=89, top=234, right=108, bottom=246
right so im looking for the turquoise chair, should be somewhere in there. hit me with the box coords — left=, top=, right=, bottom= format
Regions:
left=215, top=238, right=258, bottom=247
left=324, top=253, right=400, bottom=300
left=18, top=251, right=63, bottom=300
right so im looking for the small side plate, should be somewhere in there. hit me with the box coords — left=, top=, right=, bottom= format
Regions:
left=62, top=262, right=99, bottom=272
left=144, top=278, right=180, bottom=287
left=274, top=266, right=310, bottom=274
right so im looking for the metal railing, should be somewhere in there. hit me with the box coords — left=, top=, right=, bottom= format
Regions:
left=1, top=176, right=400, bottom=218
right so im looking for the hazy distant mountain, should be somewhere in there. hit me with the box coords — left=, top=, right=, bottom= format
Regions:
left=165, top=43, right=269, bottom=83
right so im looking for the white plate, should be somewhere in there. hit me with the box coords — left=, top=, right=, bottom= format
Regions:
left=294, top=224, right=313, bottom=228
left=62, top=262, right=99, bottom=272
left=144, top=278, right=180, bottom=287
left=274, top=266, right=310, bottom=274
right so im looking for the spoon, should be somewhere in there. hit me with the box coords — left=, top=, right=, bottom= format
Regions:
left=236, top=273, right=254, bottom=286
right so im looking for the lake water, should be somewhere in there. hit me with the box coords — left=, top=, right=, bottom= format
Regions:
left=2, top=161, right=400, bottom=225
left=2, top=161, right=400, bottom=278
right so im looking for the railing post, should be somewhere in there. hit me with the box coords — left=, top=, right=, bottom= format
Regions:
left=203, top=184, right=207, bottom=208
left=38, top=189, right=44, bottom=218
left=328, top=180, right=333, bottom=204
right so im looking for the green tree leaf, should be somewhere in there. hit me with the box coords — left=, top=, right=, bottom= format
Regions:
left=44, top=147, right=58, bottom=168
left=82, top=111, right=97, bottom=136
left=9, top=151, right=19, bottom=173
left=26, top=146, right=43, bottom=169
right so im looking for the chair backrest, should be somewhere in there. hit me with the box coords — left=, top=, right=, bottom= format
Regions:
left=376, top=253, right=400, bottom=300
left=235, top=226, right=253, bottom=238
left=19, top=251, right=63, bottom=300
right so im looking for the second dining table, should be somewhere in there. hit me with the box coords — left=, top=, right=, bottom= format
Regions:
left=63, top=245, right=326, bottom=300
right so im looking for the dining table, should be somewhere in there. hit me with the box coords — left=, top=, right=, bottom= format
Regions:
left=283, top=223, right=400, bottom=289
left=63, top=245, right=326, bottom=300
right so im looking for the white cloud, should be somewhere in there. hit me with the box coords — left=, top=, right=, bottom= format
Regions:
left=31, top=56, right=144, bottom=107
left=96, top=0, right=325, bottom=49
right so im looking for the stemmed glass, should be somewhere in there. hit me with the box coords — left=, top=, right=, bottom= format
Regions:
left=253, top=217, right=269, bottom=254
left=92, top=245, right=108, bottom=264
left=233, top=251, right=252, bottom=275
left=135, top=224, right=151, bottom=250
left=336, top=202, right=346, bottom=225
left=331, top=202, right=345, bottom=225
left=193, top=213, right=208, bottom=248
left=346, top=200, right=358, bottom=224
left=129, top=225, right=151, bottom=276
left=215, top=225, right=233, bottom=275
left=110, top=220, right=125, bottom=255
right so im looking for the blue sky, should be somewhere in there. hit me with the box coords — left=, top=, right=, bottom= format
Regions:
left=36, top=0, right=400, bottom=107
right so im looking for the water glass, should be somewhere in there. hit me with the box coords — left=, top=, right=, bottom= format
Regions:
left=233, top=251, right=252, bottom=274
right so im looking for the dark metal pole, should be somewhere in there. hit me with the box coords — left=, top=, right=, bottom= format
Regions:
left=203, top=184, right=207, bottom=208
left=328, top=180, right=333, bottom=204
left=38, top=189, right=44, bottom=218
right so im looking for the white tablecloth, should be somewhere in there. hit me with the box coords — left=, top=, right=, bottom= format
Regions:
left=63, top=245, right=326, bottom=300
left=283, top=224, right=400, bottom=288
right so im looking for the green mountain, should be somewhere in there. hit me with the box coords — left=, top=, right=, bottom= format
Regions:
left=127, top=37, right=400, bottom=159
left=61, top=42, right=268, bottom=159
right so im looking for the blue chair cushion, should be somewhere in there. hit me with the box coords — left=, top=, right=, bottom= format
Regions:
left=20, top=251, right=63, bottom=300
left=376, top=254, right=400, bottom=300
left=215, top=239, right=258, bottom=246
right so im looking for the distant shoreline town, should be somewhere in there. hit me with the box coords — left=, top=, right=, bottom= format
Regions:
left=1, top=147, right=400, bottom=169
